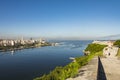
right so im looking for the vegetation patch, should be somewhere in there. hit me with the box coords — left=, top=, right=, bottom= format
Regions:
left=114, top=40, right=120, bottom=47
left=116, top=48, right=120, bottom=58
left=85, top=43, right=107, bottom=53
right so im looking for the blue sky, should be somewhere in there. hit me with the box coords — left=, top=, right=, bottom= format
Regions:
left=0, top=0, right=120, bottom=39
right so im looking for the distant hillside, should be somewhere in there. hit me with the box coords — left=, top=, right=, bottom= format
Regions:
left=100, top=34, right=120, bottom=40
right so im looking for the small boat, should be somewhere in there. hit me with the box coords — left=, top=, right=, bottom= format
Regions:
left=69, top=57, right=75, bottom=60
left=69, top=57, right=76, bottom=62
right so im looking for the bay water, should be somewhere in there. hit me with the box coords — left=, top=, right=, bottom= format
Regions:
left=0, top=40, right=92, bottom=80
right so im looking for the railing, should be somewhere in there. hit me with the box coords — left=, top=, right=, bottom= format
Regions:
left=97, top=56, right=107, bottom=80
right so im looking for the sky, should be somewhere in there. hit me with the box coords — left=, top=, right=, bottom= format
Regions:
left=0, top=0, right=120, bottom=40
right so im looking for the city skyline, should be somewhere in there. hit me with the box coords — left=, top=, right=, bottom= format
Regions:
left=0, top=0, right=120, bottom=40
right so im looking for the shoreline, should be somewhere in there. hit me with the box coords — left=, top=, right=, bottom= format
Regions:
left=0, top=42, right=52, bottom=52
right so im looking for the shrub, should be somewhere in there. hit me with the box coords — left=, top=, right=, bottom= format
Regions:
left=85, top=43, right=107, bottom=53
left=114, top=40, right=120, bottom=47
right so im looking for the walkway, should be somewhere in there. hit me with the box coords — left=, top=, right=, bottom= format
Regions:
left=101, top=46, right=120, bottom=80
left=66, top=57, right=98, bottom=80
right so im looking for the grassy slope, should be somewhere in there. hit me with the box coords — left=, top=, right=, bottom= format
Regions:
left=116, top=48, right=120, bottom=57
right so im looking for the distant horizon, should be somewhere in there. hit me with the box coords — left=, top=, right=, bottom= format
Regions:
left=0, top=0, right=120, bottom=40
left=0, top=34, right=120, bottom=40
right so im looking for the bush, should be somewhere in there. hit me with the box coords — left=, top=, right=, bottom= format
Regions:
left=34, top=62, right=79, bottom=80
left=85, top=43, right=107, bottom=53
left=114, top=40, right=120, bottom=47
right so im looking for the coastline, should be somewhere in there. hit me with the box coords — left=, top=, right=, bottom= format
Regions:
left=0, top=42, right=52, bottom=52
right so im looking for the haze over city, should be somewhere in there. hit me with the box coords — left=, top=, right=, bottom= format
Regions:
left=0, top=0, right=120, bottom=40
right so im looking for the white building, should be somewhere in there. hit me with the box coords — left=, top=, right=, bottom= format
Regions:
left=11, top=40, right=14, bottom=46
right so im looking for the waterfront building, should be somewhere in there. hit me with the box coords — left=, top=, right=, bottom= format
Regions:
left=11, top=40, right=14, bottom=46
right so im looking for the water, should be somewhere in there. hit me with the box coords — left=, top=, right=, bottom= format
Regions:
left=0, top=40, right=92, bottom=80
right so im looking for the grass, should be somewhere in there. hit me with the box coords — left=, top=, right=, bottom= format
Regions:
left=116, top=48, right=120, bottom=58
left=34, top=54, right=95, bottom=80
left=95, top=51, right=105, bottom=57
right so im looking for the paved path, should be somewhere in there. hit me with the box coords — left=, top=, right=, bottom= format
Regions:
left=66, top=57, right=98, bottom=80
left=101, top=46, right=120, bottom=80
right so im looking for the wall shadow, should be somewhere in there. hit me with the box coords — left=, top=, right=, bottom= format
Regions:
left=97, top=56, right=107, bottom=80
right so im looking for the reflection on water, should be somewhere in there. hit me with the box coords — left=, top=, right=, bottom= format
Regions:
left=11, top=50, right=15, bottom=55
left=0, top=40, right=92, bottom=80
